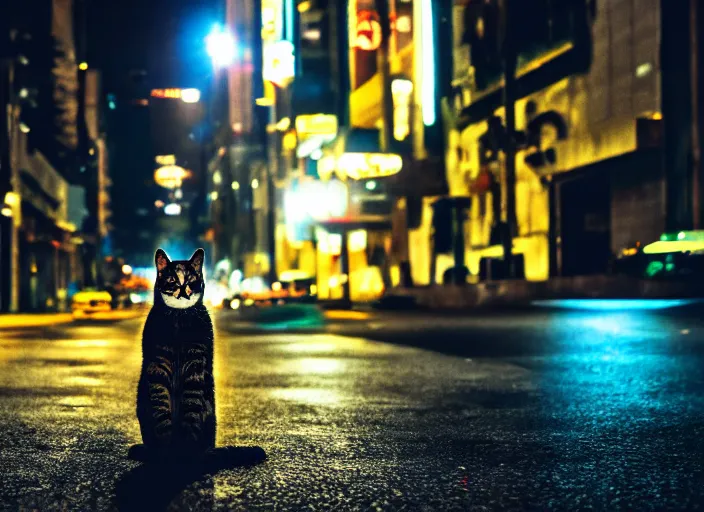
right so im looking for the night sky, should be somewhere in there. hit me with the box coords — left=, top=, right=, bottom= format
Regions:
left=87, top=0, right=220, bottom=93
left=85, top=0, right=222, bottom=265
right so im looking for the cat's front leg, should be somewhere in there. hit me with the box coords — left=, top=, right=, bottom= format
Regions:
left=180, top=344, right=210, bottom=447
left=146, top=349, right=176, bottom=451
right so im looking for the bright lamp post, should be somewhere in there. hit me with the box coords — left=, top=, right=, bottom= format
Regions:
left=203, top=23, right=236, bottom=270
left=205, top=25, right=236, bottom=68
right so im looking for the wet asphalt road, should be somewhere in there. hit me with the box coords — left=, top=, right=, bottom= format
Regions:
left=1, top=305, right=704, bottom=511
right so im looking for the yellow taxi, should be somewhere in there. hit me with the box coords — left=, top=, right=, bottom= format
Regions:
left=71, top=289, right=113, bottom=318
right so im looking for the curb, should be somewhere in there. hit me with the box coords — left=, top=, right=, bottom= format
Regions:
left=0, top=311, right=146, bottom=330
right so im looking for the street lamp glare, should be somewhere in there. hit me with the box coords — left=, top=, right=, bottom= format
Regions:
left=206, top=25, right=236, bottom=68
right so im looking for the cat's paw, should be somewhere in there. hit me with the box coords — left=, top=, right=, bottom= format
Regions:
left=206, top=446, right=267, bottom=470
left=127, top=444, right=150, bottom=462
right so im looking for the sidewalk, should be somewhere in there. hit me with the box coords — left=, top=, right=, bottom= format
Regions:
left=0, top=310, right=146, bottom=330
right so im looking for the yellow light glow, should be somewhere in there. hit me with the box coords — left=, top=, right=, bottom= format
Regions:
left=122, top=264, right=133, bottom=275
left=295, top=114, right=339, bottom=137
left=4, top=192, right=19, bottom=206
left=78, top=62, right=88, bottom=71
left=283, top=131, right=297, bottom=150
left=317, top=155, right=337, bottom=181
left=643, top=240, right=704, bottom=255
left=348, top=229, right=367, bottom=252
left=263, top=40, right=295, bottom=87
left=153, top=165, right=192, bottom=189
left=252, top=179, right=260, bottom=189
left=155, top=154, right=176, bottom=165
left=335, top=153, right=403, bottom=180
left=151, top=88, right=182, bottom=99
left=1, top=207, right=11, bottom=217
left=651, top=112, right=663, bottom=120
left=298, top=0, right=311, bottom=12
left=271, top=281, right=282, bottom=292
left=296, top=358, right=344, bottom=375
left=392, top=80, right=412, bottom=141
left=276, top=117, right=291, bottom=131
left=231, top=181, right=240, bottom=190
left=270, top=388, right=342, bottom=405
left=88, top=148, right=95, bottom=156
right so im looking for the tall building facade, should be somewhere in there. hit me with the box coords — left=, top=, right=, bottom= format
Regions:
left=0, top=0, right=88, bottom=311
left=441, top=0, right=702, bottom=283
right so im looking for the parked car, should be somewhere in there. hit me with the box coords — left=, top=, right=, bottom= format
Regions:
left=71, top=289, right=113, bottom=318
left=226, top=271, right=317, bottom=310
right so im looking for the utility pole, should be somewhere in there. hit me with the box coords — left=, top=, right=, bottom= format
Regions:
left=266, top=98, right=278, bottom=285
left=376, top=0, right=393, bottom=153
left=691, top=0, right=701, bottom=228
left=502, top=0, right=517, bottom=278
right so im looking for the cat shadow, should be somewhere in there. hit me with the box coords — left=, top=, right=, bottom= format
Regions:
left=114, top=445, right=267, bottom=512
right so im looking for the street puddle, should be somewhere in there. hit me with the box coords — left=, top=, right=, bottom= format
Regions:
left=57, top=396, right=95, bottom=408
left=279, top=358, right=345, bottom=375
left=64, top=375, right=104, bottom=387
left=270, top=388, right=344, bottom=405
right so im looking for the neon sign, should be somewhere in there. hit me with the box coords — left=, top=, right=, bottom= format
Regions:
left=352, top=10, right=382, bottom=51
left=263, top=40, right=295, bottom=88
left=151, top=88, right=182, bottom=99
left=154, top=165, right=192, bottom=189
left=318, top=153, right=403, bottom=181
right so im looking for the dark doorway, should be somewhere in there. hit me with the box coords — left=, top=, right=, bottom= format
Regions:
left=559, top=172, right=611, bottom=276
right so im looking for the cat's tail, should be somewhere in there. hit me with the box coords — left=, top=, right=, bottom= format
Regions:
left=204, top=446, right=267, bottom=472
left=127, top=444, right=267, bottom=472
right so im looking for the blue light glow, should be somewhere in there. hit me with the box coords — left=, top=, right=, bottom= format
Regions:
left=531, top=299, right=701, bottom=311
left=285, top=0, right=294, bottom=43
left=206, top=24, right=236, bottom=68
left=420, top=0, right=436, bottom=126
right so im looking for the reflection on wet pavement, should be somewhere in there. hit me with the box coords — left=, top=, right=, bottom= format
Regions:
left=0, top=308, right=703, bottom=510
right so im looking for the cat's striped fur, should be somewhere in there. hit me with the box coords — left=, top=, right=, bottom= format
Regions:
left=134, top=248, right=216, bottom=461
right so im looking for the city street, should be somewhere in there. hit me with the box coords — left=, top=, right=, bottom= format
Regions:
left=1, top=304, right=704, bottom=510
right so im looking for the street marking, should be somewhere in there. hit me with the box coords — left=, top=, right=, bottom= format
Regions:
left=324, top=310, right=371, bottom=321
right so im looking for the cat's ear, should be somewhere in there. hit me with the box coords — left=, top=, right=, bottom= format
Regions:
left=155, top=249, right=170, bottom=273
left=189, top=248, right=204, bottom=274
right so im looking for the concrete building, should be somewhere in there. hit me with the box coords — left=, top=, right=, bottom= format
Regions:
left=0, top=0, right=88, bottom=311
left=437, top=0, right=702, bottom=284
left=263, top=0, right=450, bottom=303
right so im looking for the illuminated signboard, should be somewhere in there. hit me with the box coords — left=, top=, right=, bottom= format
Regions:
left=318, top=153, right=403, bottom=181
left=352, top=10, right=382, bottom=51
left=154, top=165, right=192, bottom=189
left=150, top=89, right=200, bottom=103
left=155, top=155, right=177, bottom=166
left=295, top=114, right=338, bottom=138
left=391, top=79, right=413, bottom=141
left=295, top=114, right=338, bottom=158
left=151, top=88, right=182, bottom=99
left=263, top=40, right=295, bottom=87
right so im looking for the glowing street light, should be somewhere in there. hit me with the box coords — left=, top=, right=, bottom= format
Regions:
left=164, top=203, right=182, bottom=216
left=181, top=88, right=201, bottom=103
left=122, top=264, right=133, bottom=275
left=206, top=25, right=236, bottom=68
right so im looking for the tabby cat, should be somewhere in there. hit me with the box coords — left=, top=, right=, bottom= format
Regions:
left=130, top=248, right=216, bottom=462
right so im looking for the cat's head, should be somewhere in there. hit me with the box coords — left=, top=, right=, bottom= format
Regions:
left=154, top=248, right=205, bottom=309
